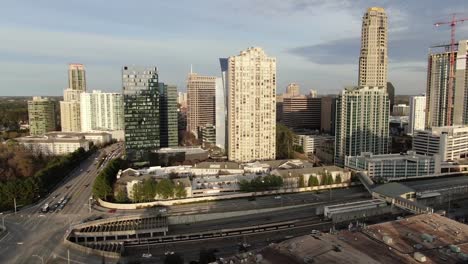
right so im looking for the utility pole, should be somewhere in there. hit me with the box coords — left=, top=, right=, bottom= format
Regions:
left=14, top=198, right=17, bottom=214
left=68, top=249, right=70, bottom=264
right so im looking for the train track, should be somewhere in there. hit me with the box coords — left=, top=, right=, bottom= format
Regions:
left=124, top=218, right=332, bottom=247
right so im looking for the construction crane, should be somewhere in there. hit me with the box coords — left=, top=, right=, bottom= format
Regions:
left=434, top=14, right=468, bottom=126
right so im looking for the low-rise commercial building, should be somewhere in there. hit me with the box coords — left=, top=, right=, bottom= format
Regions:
left=345, top=151, right=441, bottom=181
left=16, top=134, right=90, bottom=156
left=413, top=126, right=468, bottom=161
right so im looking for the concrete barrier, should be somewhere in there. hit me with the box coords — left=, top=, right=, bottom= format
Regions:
left=98, top=183, right=350, bottom=210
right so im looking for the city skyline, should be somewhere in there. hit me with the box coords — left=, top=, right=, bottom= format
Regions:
left=1, top=1, right=467, bottom=96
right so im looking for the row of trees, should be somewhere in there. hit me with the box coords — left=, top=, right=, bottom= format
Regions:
left=0, top=143, right=52, bottom=181
left=308, top=172, right=342, bottom=187
left=239, top=175, right=284, bottom=192
left=92, top=158, right=124, bottom=201
left=119, top=178, right=187, bottom=203
left=0, top=147, right=93, bottom=211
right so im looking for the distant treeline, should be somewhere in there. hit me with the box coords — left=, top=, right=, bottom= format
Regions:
left=0, top=147, right=94, bottom=211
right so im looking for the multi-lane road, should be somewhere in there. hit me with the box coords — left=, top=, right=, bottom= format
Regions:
left=0, top=143, right=124, bottom=264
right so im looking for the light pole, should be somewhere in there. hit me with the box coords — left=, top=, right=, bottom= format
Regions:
left=32, top=254, right=44, bottom=264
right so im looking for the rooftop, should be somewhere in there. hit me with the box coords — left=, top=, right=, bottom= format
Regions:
left=372, top=182, right=415, bottom=197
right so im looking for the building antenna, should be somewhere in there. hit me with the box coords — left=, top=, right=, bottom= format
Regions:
left=190, top=64, right=193, bottom=74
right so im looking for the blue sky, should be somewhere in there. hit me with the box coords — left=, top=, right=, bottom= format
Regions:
left=1, top=0, right=467, bottom=96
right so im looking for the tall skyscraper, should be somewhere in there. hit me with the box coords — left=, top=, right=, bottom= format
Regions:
left=358, top=7, right=388, bottom=88
left=335, top=86, right=390, bottom=166
left=177, top=92, right=188, bottom=109
left=187, top=73, right=216, bottom=137
left=60, top=64, right=87, bottom=132
left=227, top=47, right=276, bottom=162
left=386, top=82, right=396, bottom=110
left=215, top=76, right=226, bottom=150
left=80, top=90, right=124, bottom=132
left=159, top=84, right=178, bottom=148
left=426, top=40, right=468, bottom=128
left=123, top=66, right=161, bottom=162
left=68, top=63, right=87, bottom=91
left=408, top=95, right=426, bottom=135
left=28, top=97, right=56, bottom=135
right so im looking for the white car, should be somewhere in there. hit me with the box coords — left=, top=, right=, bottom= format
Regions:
left=142, top=253, right=152, bottom=258
left=274, top=196, right=282, bottom=199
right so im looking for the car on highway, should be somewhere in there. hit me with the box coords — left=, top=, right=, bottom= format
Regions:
left=108, top=209, right=116, bottom=213
left=142, top=253, right=152, bottom=258
left=158, top=208, right=167, bottom=213
left=248, top=196, right=256, bottom=201
left=274, top=196, right=282, bottom=199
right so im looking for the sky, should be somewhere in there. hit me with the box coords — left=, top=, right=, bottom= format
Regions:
left=1, top=0, right=467, bottom=96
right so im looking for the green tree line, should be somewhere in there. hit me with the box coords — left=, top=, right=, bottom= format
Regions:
left=239, top=175, right=284, bottom=192
left=307, top=172, right=342, bottom=187
left=126, top=178, right=187, bottom=203
left=92, top=158, right=124, bottom=201
left=0, top=147, right=94, bottom=211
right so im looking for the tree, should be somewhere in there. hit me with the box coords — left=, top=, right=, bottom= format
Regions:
left=308, top=176, right=319, bottom=187
left=298, top=174, right=305, bottom=188
left=326, top=173, right=334, bottom=185
left=320, top=173, right=327, bottom=185
left=334, top=174, right=342, bottom=184
left=141, top=179, right=157, bottom=201
left=115, top=188, right=128, bottom=203
left=293, top=144, right=304, bottom=154
left=276, top=124, right=295, bottom=159
left=156, top=179, right=175, bottom=199
left=174, top=183, right=187, bottom=198
left=199, top=248, right=217, bottom=264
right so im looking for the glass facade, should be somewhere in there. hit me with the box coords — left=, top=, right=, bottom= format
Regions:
left=123, top=66, right=160, bottom=162
left=159, top=84, right=178, bottom=148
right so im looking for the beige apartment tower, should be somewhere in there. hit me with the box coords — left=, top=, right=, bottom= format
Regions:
left=60, top=64, right=86, bottom=132
left=358, top=7, right=388, bottom=87
left=28, top=97, right=56, bottom=135
left=68, top=63, right=86, bottom=91
left=227, top=47, right=276, bottom=162
left=187, top=73, right=216, bottom=136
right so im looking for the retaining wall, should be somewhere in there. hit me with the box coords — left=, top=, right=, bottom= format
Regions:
left=98, top=183, right=350, bottom=210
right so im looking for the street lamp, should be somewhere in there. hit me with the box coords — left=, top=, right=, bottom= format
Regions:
left=32, top=254, right=44, bottom=264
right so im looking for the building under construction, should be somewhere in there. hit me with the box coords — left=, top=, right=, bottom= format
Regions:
left=426, top=40, right=468, bottom=128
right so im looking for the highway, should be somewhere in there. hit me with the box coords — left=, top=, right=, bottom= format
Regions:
left=0, top=142, right=124, bottom=264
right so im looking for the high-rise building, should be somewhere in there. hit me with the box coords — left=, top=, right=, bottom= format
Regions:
left=284, top=83, right=300, bottom=97
left=227, top=47, right=276, bottom=162
left=187, top=73, right=216, bottom=137
left=320, top=95, right=337, bottom=135
left=159, top=84, right=178, bottom=148
left=80, top=91, right=124, bottom=132
left=215, top=75, right=226, bottom=150
left=283, top=95, right=321, bottom=130
left=122, top=66, right=161, bottom=162
left=60, top=64, right=87, bottom=132
left=392, top=104, right=410, bottom=116
left=335, top=86, right=390, bottom=166
left=408, top=95, right=426, bottom=135
left=177, top=92, right=188, bottom=109
left=68, top=63, right=86, bottom=91
left=426, top=40, right=468, bottom=128
left=60, top=100, right=81, bottom=132
left=28, top=97, right=56, bottom=135
left=358, top=7, right=388, bottom=88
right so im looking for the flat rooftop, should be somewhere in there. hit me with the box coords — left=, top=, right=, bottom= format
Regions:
left=230, top=213, right=468, bottom=264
